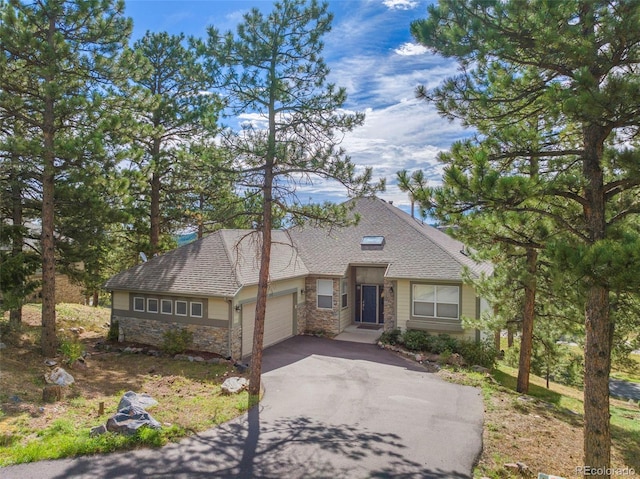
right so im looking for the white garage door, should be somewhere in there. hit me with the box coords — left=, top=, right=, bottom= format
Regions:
left=242, top=294, right=294, bottom=357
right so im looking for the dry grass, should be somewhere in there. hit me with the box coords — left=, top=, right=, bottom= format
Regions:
left=0, top=304, right=249, bottom=465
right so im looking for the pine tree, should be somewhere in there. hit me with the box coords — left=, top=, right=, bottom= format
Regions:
left=412, top=1, right=640, bottom=473
left=206, top=0, right=382, bottom=400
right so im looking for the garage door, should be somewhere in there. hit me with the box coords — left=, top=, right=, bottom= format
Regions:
left=242, top=294, right=294, bottom=357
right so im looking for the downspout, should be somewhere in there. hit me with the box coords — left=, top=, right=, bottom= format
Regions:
left=226, top=298, right=233, bottom=360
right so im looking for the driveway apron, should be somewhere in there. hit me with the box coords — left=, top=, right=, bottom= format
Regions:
left=1, top=336, right=483, bottom=479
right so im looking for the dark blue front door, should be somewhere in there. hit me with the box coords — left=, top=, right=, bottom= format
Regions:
left=362, top=285, right=378, bottom=323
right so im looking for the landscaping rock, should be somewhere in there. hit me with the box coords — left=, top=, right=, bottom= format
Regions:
left=90, top=425, right=107, bottom=437
left=44, top=359, right=57, bottom=367
left=45, top=367, right=75, bottom=386
left=504, top=462, right=530, bottom=474
left=0, top=341, right=6, bottom=350
left=207, top=357, right=227, bottom=365
left=234, top=362, right=249, bottom=373
left=117, top=391, right=158, bottom=411
left=106, top=405, right=161, bottom=435
left=471, top=365, right=490, bottom=374
left=221, top=377, right=248, bottom=394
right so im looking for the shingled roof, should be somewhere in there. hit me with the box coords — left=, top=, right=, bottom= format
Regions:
left=289, top=197, right=491, bottom=281
left=104, top=230, right=307, bottom=297
left=105, top=197, right=490, bottom=295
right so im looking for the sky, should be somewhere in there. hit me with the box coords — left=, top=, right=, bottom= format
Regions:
left=123, top=0, right=470, bottom=214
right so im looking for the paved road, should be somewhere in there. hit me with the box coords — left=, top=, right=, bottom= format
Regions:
left=610, top=378, right=640, bottom=401
left=1, top=336, right=484, bottom=479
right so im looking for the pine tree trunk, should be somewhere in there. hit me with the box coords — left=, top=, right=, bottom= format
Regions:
left=248, top=169, right=273, bottom=400
left=150, top=170, right=161, bottom=256
left=40, top=16, right=58, bottom=358
left=517, top=247, right=537, bottom=393
left=582, top=125, right=611, bottom=477
left=9, top=151, right=23, bottom=330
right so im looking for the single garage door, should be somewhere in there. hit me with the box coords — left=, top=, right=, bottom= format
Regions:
left=242, top=294, right=294, bottom=357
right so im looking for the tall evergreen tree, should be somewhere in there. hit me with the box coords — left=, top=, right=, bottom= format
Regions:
left=411, top=1, right=640, bottom=474
left=0, top=0, right=136, bottom=355
left=206, top=0, right=382, bottom=400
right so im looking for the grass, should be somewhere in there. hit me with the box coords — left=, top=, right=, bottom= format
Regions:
left=0, top=304, right=252, bottom=466
left=440, top=361, right=640, bottom=478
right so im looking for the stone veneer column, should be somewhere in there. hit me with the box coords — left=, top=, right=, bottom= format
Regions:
left=383, top=279, right=396, bottom=331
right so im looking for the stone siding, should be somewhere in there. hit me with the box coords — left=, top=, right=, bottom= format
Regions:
left=230, top=326, right=242, bottom=361
left=303, top=276, right=341, bottom=335
left=114, top=315, right=229, bottom=356
left=383, top=279, right=396, bottom=331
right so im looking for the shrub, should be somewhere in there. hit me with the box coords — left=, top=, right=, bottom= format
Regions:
left=427, top=334, right=459, bottom=355
left=161, top=328, right=193, bottom=355
left=58, top=337, right=85, bottom=364
left=457, top=339, right=498, bottom=369
left=402, top=330, right=431, bottom=351
left=379, top=328, right=402, bottom=346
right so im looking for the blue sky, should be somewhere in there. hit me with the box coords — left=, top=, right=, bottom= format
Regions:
left=123, top=0, right=469, bottom=213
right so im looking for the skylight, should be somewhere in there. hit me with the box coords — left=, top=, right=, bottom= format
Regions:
left=360, top=236, right=384, bottom=249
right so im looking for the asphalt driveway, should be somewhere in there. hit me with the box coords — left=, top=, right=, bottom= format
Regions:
left=2, top=336, right=484, bottom=479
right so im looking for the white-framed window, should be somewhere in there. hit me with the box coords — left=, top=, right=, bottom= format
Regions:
left=412, top=284, right=459, bottom=319
left=161, top=299, right=172, bottom=315
left=190, top=302, right=203, bottom=318
left=147, top=298, right=159, bottom=313
left=175, top=300, right=188, bottom=316
left=341, top=278, right=348, bottom=309
left=317, top=279, right=333, bottom=309
left=133, top=297, right=145, bottom=312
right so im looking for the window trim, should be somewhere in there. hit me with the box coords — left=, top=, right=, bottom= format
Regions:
left=190, top=301, right=203, bottom=318
left=147, top=298, right=159, bottom=314
left=412, top=284, right=460, bottom=320
left=133, top=296, right=145, bottom=312
left=341, top=278, right=348, bottom=309
left=175, top=300, right=188, bottom=317
left=317, top=279, right=334, bottom=309
left=161, top=299, right=173, bottom=315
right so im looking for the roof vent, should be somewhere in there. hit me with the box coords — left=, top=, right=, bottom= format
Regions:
left=361, top=235, right=385, bottom=250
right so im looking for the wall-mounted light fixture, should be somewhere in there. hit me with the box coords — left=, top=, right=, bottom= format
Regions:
left=235, top=304, right=241, bottom=312
left=300, top=289, right=305, bottom=295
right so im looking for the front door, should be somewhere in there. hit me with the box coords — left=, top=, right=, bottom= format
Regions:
left=361, top=285, right=378, bottom=323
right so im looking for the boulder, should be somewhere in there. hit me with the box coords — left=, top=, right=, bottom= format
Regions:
left=90, top=425, right=107, bottom=437
left=221, top=377, right=248, bottom=394
left=471, top=365, right=490, bottom=374
left=45, top=367, right=74, bottom=386
left=117, top=391, right=158, bottom=411
left=106, top=405, right=161, bottom=435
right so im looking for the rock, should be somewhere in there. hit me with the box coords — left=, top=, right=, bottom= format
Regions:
left=234, top=362, right=249, bottom=373
left=10, top=395, right=21, bottom=403
left=0, top=342, right=6, bottom=350
left=71, top=357, right=88, bottom=369
left=44, top=359, right=58, bottom=367
left=504, top=462, right=529, bottom=474
left=45, top=367, right=75, bottom=386
left=43, top=385, right=64, bottom=403
left=208, top=357, right=225, bottom=365
left=221, top=377, right=249, bottom=394
left=415, top=354, right=423, bottom=362
left=471, top=365, right=490, bottom=374
left=174, top=354, right=190, bottom=361
left=90, top=425, right=107, bottom=437
left=192, top=356, right=204, bottom=362
left=117, top=391, right=158, bottom=411
left=106, top=405, right=161, bottom=435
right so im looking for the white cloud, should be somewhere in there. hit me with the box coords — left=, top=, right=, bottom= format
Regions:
left=382, top=0, right=419, bottom=10
left=394, top=42, right=428, bottom=56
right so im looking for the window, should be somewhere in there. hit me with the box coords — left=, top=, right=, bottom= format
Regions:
left=191, top=302, right=203, bottom=318
left=341, top=278, right=348, bottom=308
left=317, top=279, right=333, bottom=309
left=146, top=298, right=158, bottom=313
left=133, top=297, right=145, bottom=312
left=413, top=284, right=459, bottom=319
left=175, top=300, right=188, bottom=316
left=161, top=299, right=172, bottom=315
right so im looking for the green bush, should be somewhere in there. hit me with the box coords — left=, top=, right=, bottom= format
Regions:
left=457, top=339, right=498, bottom=369
left=58, top=337, right=85, bottom=364
left=379, top=328, right=402, bottom=345
left=427, top=334, right=459, bottom=355
left=161, top=328, right=193, bottom=355
left=402, top=330, right=431, bottom=351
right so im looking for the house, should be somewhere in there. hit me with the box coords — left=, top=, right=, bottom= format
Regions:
left=104, top=197, right=491, bottom=359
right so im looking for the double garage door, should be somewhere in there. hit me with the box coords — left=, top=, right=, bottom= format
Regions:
left=241, top=294, right=294, bottom=357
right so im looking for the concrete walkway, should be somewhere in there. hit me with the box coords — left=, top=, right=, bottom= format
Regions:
left=333, top=324, right=383, bottom=344
left=1, top=336, right=483, bottom=479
